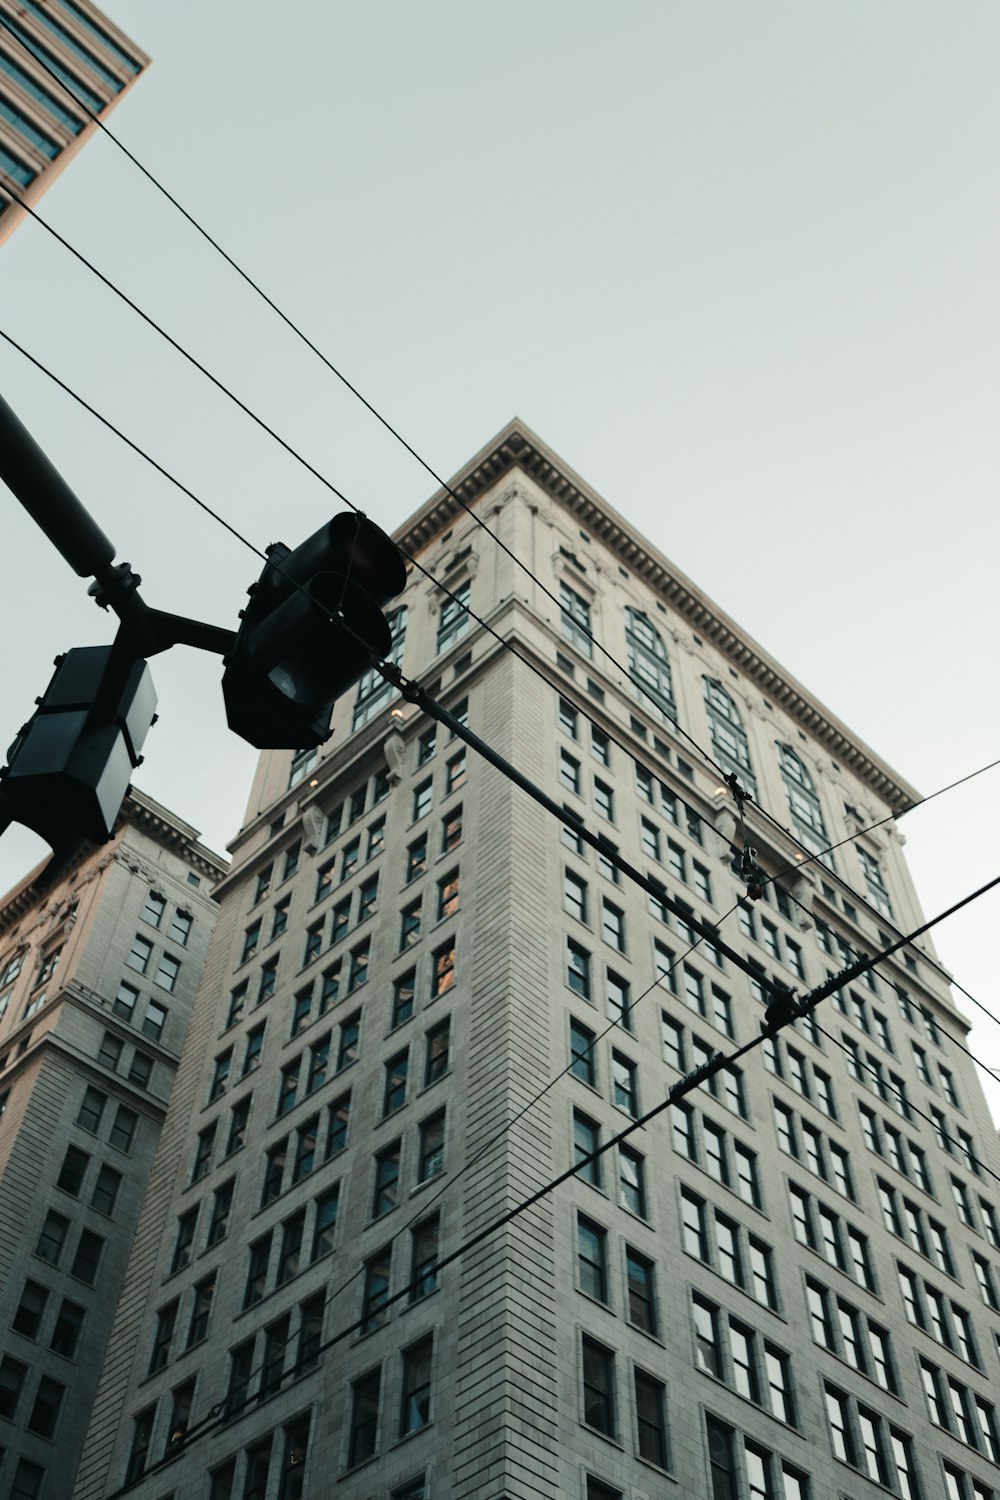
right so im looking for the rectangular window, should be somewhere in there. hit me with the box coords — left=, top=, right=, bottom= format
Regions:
left=348, top=1369, right=382, bottom=1468
left=312, top=1185, right=340, bottom=1260
left=91, top=1164, right=122, bottom=1216
left=619, top=1144, right=647, bottom=1217
left=560, top=748, right=581, bottom=795
left=363, top=1252, right=391, bottom=1335
left=392, top=969, right=415, bottom=1028
left=577, top=1214, right=609, bottom=1303
left=71, top=1228, right=104, bottom=1285
left=432, top=941, right=456, bottom=997
left=418, top=1110, right=446, bottom=1182
left=567, top=938, right=591, bottom=1000
left=626, top=1247, right=657, bottom=1333
left=400, top=1337, right=433, bottom=1436
left=410, top=1214, right=439, bottom=1302
left=594, top=779, right=614, bottom=821
left=560, top=581, right=592, bottom=657
left=383, top=1050, right=409, bottom=1117
left=442, top=805, right=463, bottom=852
left=571, top=1018, right=596, bottom=1086
left=581, top=1335, right=615, bottom=1435
left=412, top=780, right=433, bottom=821
left=573, top=1110, right=601, bottom=1186
left=277, top=1210, right=305, bottom=1285
left=373, top=1143, right=401, bottom=1217
left=424, top=1017, right=450, bottom=1085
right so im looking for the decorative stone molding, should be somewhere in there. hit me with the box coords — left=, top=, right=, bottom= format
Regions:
left=302, top=804, right=325, bottom=855
left=384, top=730, right=406, bottom=785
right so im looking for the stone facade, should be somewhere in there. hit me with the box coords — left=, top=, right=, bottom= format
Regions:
left=0, top=790, right=225, bottom=1498
left=77, top=423, right=1000, bottom=1500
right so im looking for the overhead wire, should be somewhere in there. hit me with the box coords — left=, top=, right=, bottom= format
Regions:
left=4, top=322, right=999, bottom=1119
left=104, top=870, right=1000, bottom=1493
left=0, top=173, right=993, bottom=1033
left=1, top=25, right=995, bottom=1035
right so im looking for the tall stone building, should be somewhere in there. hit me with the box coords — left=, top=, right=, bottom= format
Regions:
left=0, top=0, right=149, bottom=247
left=78, top=422, right=999, bottom=1500
left=0, top=790, right=225, bottom=1499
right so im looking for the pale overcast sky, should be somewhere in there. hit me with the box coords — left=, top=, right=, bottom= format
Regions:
left=1, top=2, right=997, bottom=1117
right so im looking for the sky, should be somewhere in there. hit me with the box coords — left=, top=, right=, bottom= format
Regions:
left=0, top=2, right=997, bottom=1120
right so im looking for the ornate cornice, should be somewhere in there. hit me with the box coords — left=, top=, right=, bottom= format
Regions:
left=397, top=420, right=920, bottom=813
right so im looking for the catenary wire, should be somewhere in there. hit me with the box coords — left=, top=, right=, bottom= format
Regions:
left=4, top=319, right=997, bottom=1075
left=0, top=23, right=752, bottom=781
left=0, top=176, right=993, bottom=1030
left=105, top=871, right=1000, bottom=1492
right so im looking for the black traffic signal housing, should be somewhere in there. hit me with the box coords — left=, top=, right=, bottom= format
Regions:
left=223, top=512, right=406, bottom=750
left=0, top=645, right=157, bottom=847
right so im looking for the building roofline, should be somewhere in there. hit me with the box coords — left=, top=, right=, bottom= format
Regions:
left=0, top=790, right=227, bottom=931
left=396, top=419, right=920, bottom=813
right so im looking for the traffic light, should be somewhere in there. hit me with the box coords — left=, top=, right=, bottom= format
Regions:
left=0, top=645, right=157, bottom=846
left=223, top=512, right=406, bottom=750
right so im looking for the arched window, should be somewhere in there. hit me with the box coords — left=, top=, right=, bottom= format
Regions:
left=702, top=678, right=756, bottom=797
left=352, top=606, right=407, bottom=729
left=776, top=743, right=835, bottom=870
left=625, top=608, right=676, bottom=723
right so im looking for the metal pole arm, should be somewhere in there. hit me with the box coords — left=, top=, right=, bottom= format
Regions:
left=0, top=392, right=115, bottom=578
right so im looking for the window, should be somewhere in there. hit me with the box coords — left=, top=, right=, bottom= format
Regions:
left=576, top=1213, right=609, bottom=1303
left=858, top=846, right=893, bottom=918
left=424, top=1017, right=450, bottom=1085
left=601, top=899, right=625, bottom=951
left=91, top=1164, right=122, bottom=1216
left=559, top=696, right=579, bottom=737
left=703, top=677, right=756, bottom=796
left=171, top=1208, right=198, bottom=1274
left=226, top=1343, right=255, bottom=1418
left=400, top=1337, right=433, bottom=1435
left=348, top=1368, right=381, bottom=1467
left=418, top=1110, right=446, bottom=1182
left=406, top=836, right=428, bottom=884
left=594, top=779, right=614, bottom=822
left=409, top=1216, right=440, bottom=1305
left=441, top=803, right=463, bottom=852
left=13, top=1280, right=48, bottom=1341
left=560, top=748, right=581, bottom=795
left=260, top=1314, right=289, bottom=1396
left=312, top=1184, right=340, bottom=1261
left=327, top=1092, right=351, bottom=1157
left=143, top=890, right=166, bottom=927
left=570, top=1018, right=596, bottom=1086
left=148, top=1300, right=177, bottom=1374
left=36, top=1210, right=70, bottom=1266
left=126, top=1406, right=156, bottom=1484
left=127, top=1050, right=153, bottom=1089
left=242, top=921, right=261, bottom=964
left=354, top=603, right=407, bottom=724
left=209, top=1049, right=232, bottom=1102
left=560, top=581, right=592, bottom=657
left=109, top=1104, right=138, bottom=1158
left=169, top=908, right=193, bottom=946
left=292, top=1115, right=319, bottom=1181
left=244, top=1235, right=272, bottom=1307
left=581, top=1336, right=615, bottom=1435
left=77, top=1085, right=107, bottom=1133
left=612, top=1051, right=638, bottom=1116
left=619, top=1145, right=647, bottom=1217
left=206, top=1180, right=234, bottom=1246
left=308, top=1032, right=331, bottom=1091
left=187, top=1277, right=214, bottom=1347
left=49, top=1297, right=84, bottom=1359
left=96, top=1037, right=121, bottom=1079
left=113, top=981, right=139, bottom=1020
left=626, top=1247, right=657, bottom=1334
left=437, top=581, right=470, bottom=653
left=412, top=779, right=433, bottom=821
left=574, top=1110, right=602, bottom=1186
left=777, top=743, right=833, bottom=867
left=277, top=1210, right=305, bottom=1285
left=296, top=1297, right=323, bottom=1376
left=432, top=941, right=456, bottom=997
left=57, top=1145, right=89, bottom=1197
left=392, top=970, right=415, bottom=1028
left=564, top=869, right=588, bottom=924
left=383, top=1050, right=409, bottom=1116
left=446, top=751, right=466, bottom=794
left=400, top=899, right=422, bottom=950
left=373, top=1143, right=401, bottom=1217
left=567, top=939, right=591, bottom=1000
left=417, top=724, right=437, bottom=764
left=71, top=1228, right=104, bottom=1284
